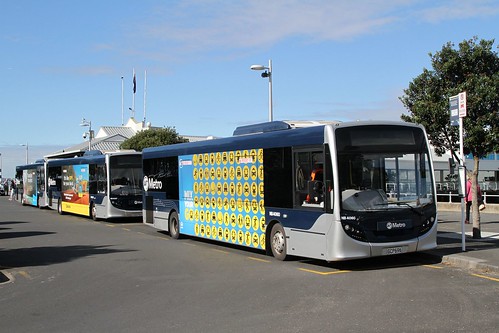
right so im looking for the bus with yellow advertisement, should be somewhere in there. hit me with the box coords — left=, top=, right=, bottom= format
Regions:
left=142, top=121, right=437, bottom=261
left=46, top=151, right=143, bottom=220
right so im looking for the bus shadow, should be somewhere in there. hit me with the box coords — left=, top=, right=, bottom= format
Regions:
left=0, top=245, right=136, bottom=269
left=295, top=252, right=442, bottom=271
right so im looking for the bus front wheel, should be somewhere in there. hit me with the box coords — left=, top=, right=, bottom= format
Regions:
left=169, top=211, right=180, bottom=239
left=90, top=203, right=98, bottom=221
left=270, top=223, right=287, bottom=261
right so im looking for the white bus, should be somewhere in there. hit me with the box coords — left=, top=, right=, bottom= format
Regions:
left=142, top=121, right=437, bottom=261
left=46, top=151, right=143, bottom=220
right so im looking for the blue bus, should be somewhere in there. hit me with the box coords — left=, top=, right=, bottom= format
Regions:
left=142, top=121, right=437, bottom=261
left=46, top=151, right=143, bottom=220
left=15, top=160, right=48, bottom=207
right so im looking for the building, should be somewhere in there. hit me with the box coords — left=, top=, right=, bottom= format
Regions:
left=45, top=118, right=215, bottom=160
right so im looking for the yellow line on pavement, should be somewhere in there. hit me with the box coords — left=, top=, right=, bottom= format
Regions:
left=299, top=268, right=351, bottom=276
left=471, top=273, right=499, bottom=282
left=18, top=270, right=32, bottom=280
left=423, top=264, right=444, bottom=269
left=247, top=257, right=271, bottom=263
left=213, top=249, right=229, bottom=254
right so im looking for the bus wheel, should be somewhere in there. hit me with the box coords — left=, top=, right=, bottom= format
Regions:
left=169, top=211, right=180, bottom=239
left=57, top=199, right=64, bottom=215
left=270, top=223, right=287, bottom=261
left=91, top=203, right=98, bottom=221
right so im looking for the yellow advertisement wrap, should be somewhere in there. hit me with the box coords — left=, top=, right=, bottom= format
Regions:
left=179, top=149, right=266, bottom=250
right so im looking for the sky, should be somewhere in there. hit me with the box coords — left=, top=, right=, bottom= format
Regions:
left=1, top=0, right=498, bottom=179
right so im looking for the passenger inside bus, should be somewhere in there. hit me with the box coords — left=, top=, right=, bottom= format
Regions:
left=306, top=160, right=324, bottom=205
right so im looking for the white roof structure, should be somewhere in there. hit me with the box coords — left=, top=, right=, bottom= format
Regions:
left=45, top=117, right=215, bottom=159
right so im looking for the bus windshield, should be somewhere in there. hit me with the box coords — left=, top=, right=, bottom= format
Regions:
left=336, top=126, right=434, bottom=212
left=109, top=155, right=143, bottom=196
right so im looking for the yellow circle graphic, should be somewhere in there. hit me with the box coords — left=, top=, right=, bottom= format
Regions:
left=244, top=231, right=251, bottom=246
left=252, top=232, right=260, bottom=248
left=244, top=199, right=251, bottom=213
left=258, top=165, right=264, bottom=181
left=251, top=199, right=258, bottom=214
left=243, top=165, right=250, bottom=180
left=260, top=233, right=266, bottom=249
left=194, top=223, right=200, bottom=236
left=260, top=216, right=266, bottom=232
left=237, top=230, right=244, bottom=245
left=235, top=214, right=242, bottom=228
left=252, top=215, right=259, bottom=231
left=235, top=166, right=242, bottom=180
left=229, top=166, right=235, bottom=181
left=250, top=165, right=257, bottom=181
left=258, top=149, right=264, bottom=163
left=250, top=149, right=257, bottom=163
left=244, top=215, right=251, bottom=230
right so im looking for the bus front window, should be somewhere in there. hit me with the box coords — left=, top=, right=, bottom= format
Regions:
left=338, top=152, right=434, bottom=212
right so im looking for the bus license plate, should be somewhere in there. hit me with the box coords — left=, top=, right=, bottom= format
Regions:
left=382, top=246, right=408, bottom=256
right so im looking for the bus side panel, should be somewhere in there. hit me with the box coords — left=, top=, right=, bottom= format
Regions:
left=61, top=164, right=90, bottom=216
left=177, top=151, right=266, bottom=250
left=22, top=169, right=38, bottom=207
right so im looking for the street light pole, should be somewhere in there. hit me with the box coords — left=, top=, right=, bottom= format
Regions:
left=250, top=59, right=273, bottom=122
left=20, top=143, right=28, bottom=164
left=80, top=118, right=92, bottom=150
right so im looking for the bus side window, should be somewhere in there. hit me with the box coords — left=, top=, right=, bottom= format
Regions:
left=293, top=149, right=327, bottom=208
left=263, top=147, right=293, bottom=208
left=97, top=165, right=107, bottom=194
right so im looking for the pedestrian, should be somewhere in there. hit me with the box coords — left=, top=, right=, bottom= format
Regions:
left=465, top=172, right=483, bottom=224
left=9, top=179, right=15, bottom=201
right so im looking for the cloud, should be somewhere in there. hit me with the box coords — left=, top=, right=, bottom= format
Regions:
left=135, top=1, right=405, bottom=52
left=117, top=0, right=498, bottom=62
left=416, top=0, right=499, bottom=23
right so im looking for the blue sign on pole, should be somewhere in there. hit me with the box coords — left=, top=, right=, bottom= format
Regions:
left=449, top=95, right=459, bottom=127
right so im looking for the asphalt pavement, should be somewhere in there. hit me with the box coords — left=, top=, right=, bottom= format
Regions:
left=1, top=200, right=499, bottom=284
left=431, top=206, right=499, bottom=274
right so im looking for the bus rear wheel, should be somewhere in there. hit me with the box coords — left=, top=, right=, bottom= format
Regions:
left=57, top=199, right=64, bottom=215
left=270, top=223, right=287, bottom=261
left=169, top=211, right=180, bottom=239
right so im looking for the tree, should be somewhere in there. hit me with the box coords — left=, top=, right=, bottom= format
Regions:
left=400, top=37, right=499, bottom=239
left=120, top=127, right=188, bottom=152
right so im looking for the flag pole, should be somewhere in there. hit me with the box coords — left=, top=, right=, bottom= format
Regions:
left=132, top=68, right=136, bottom=118
left=121, top=76, right=124, bottom=125
left=143, top=69, right=147, bottom=125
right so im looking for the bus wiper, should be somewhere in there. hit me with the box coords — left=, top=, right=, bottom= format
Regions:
left=375, top=201, right=423, bottom=216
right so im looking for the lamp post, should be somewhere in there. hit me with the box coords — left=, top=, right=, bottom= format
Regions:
left=80, top=118, right=92, bottom=150
left=250, top=59, right=273, bottom=122
left=20, top=143, right=28, bottom=164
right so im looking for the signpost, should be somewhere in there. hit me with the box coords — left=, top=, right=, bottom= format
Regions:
left=450, top=92, right=466, bottom=251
